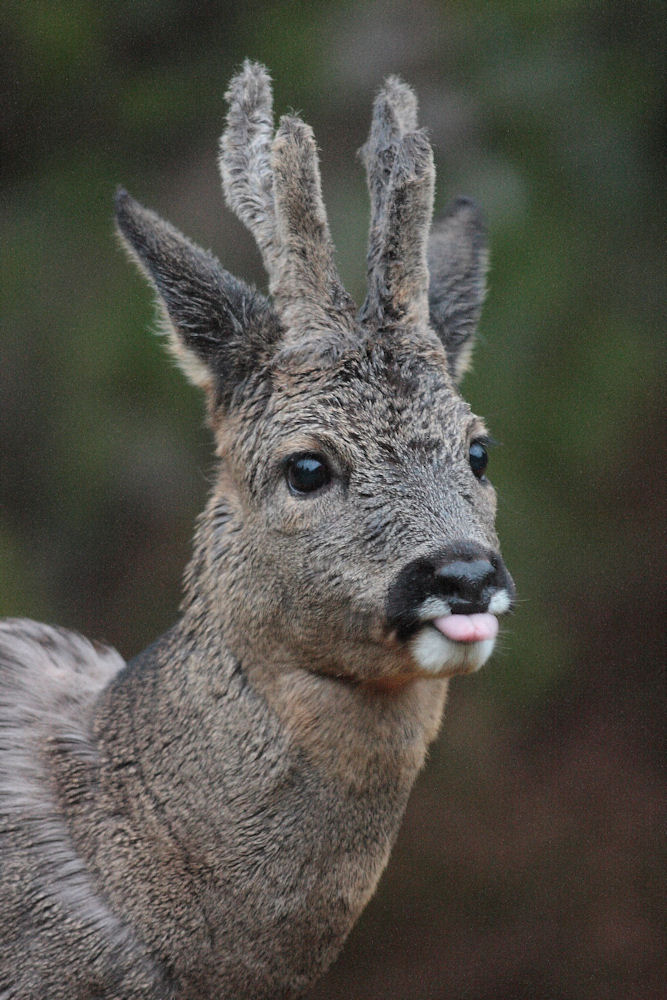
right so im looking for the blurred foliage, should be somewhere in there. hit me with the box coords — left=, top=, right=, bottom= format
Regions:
left=1, top=1, right=664, bottom=998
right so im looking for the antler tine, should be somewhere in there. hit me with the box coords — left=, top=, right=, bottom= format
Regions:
left=271, top=115, right=355, bottom=339
left=219, top=60, right=277, bottom=271
left=360, top=78, right=435, bottom=327
left=360, top=76, right=417, bottom=199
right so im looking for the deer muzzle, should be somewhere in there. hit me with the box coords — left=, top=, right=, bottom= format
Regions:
left=385, top=541, right=515, bottom=674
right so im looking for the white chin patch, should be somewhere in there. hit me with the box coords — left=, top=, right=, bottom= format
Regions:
left=410, top=627, right=496, bottom=677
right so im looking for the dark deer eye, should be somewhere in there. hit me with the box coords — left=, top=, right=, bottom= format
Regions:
left=285, top=453, right=332, bottom=496
left=469, top=440, right=488, bottom=479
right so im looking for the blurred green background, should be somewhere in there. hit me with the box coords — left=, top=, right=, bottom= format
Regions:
left=1, top=2, right=664, bottom=997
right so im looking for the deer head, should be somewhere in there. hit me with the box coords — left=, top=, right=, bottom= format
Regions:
left=114, top=60, right=514, bottom=690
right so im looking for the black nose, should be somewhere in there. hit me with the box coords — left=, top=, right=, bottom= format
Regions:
left=435, top=556, right=497, bottom=614
left=386, top=540, right=515, bottom=640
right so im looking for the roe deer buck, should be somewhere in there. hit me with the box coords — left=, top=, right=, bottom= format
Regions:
left=0, top=61, right=514, bottom=999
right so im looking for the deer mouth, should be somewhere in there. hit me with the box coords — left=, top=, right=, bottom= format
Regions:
left=406, top=592, right=512, bottom=676
left=430, top=611, right=499, bottom=644
left=410, top=614, right=500, bottom=676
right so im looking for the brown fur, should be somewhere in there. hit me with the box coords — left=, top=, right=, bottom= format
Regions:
left=0, top=62, right=513, bottom=998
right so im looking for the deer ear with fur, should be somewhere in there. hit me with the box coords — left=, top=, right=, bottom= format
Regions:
left=115, top=189, right=279, bottom=404
left=428, top=197, right=488, bottom=383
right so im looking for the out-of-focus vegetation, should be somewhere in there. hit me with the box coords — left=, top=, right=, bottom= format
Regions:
left=1, top=2, right=664, bottom=997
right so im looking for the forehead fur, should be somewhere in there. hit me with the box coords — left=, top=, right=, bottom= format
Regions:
left=224, top=333, right=474, bottom=469
left=273, top=337, right=453, bottom=409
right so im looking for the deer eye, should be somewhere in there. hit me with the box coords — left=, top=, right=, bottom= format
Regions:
left=469, top=440, right=488, bottom=479
left=284, top=453, right=332, bottom=496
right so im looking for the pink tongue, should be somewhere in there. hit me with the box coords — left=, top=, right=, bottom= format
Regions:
left=433, top=612, right=499, bottom=644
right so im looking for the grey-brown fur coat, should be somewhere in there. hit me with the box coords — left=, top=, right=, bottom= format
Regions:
left=0, top=63, right=514, bottom=999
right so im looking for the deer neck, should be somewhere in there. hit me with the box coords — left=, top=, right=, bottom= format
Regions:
left=69, top=614, right=447, bottom=996
left=92, top=608, right=449, bottom=818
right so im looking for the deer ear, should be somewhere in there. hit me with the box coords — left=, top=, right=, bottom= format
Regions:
left=427, top=197, right=488, bottom=383
left=115, top=189, right=277, bottom=402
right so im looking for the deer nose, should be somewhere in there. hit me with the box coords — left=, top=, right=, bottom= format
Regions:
left=435, top=555, right=498, bottom=615
left=385, top=541, right=515, bottom=641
